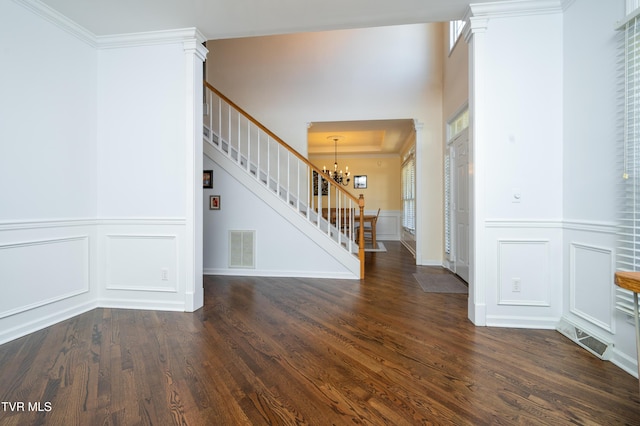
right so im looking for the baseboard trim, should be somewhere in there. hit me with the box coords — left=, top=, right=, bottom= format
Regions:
left=609, top=348, right=639, bottom=378
left=0, top=300, right=98, bottom=346
left=485, top=315, right=560, bottom=329
left=203, top=268, right=358, bottom=280
left=99, top=299, right=185, bottom=312
left=417, top=260, right=444, bottom=267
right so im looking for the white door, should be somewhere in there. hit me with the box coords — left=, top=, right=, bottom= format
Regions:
left=451, top=129, right=470, bottom=282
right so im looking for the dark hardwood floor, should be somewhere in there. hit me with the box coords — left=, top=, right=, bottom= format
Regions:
left=0, top=241, right=638, bottom=425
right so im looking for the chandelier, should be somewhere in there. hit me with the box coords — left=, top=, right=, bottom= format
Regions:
left=323, top=136, right=350, bottom=186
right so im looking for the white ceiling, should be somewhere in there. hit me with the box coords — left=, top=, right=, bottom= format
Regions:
left=39, top=0, right=507, bottom=39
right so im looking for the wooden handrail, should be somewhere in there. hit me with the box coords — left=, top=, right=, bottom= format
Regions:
left=204, top=81, right=361, bottom=206
left=205, top=81, right=365, bottom=278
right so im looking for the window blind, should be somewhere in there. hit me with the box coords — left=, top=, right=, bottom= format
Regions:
left=449, top=20, right=465, bottom=53
left=444, top=154, right=451, bottom=255
left=402, top=154, right=416, bottom=234
left=617, top=15, right=640, bottom=315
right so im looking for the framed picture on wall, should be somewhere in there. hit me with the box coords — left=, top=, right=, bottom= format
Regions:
left=313, top=171, right=329, bottom=196
left=203, top=170, right=213, bottom=188
left=354, top=175, right=367, bottom=189
left=209, top=195, right=220, bottom=210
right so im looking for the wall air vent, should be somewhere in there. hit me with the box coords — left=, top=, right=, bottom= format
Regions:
left=229, top=230, right=255, bottom=269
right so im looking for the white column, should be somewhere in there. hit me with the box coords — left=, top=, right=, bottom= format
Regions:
left=184, top=31, right=208, bottom=312
left=465, top=14, right=489, bottom=326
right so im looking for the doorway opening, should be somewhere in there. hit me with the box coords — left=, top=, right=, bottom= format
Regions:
left=307, top=119, right=416, bottom=253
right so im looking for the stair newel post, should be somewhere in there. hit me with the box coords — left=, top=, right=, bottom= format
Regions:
left=358, top=194, right=365, bottom=279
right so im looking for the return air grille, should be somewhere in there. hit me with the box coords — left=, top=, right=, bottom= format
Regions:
left=229, top=230, right=255, bottom=269
left=575, top=328, right=608, bottom=357
left=557, top=320, right=612, bottom=360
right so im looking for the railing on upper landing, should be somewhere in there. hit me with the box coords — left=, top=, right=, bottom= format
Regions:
left=203, top=82, right=365, bottom=278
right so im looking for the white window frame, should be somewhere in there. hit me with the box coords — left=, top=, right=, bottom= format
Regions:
left=449, top=20, right=466, bottom=54
left=401, top=150, right=416, bottom=235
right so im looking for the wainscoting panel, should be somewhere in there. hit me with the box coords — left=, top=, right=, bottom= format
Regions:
left=105, top=234, right=178, bottom=292
left=497, top=239, right=551, bottom=306
left=0, top=235, right=90, bottom=318
left=569, top=243, right=615, bottom=333
left=373, top=210, right=401, bottom=241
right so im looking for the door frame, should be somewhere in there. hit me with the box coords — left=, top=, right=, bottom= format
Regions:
left=445, top=105, right=470, bottom=281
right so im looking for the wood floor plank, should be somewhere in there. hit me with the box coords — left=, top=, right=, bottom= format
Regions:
left=0, top=241, right=638, bottom=425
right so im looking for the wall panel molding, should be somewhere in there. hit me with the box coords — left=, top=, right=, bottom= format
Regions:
left=0, top=235, right=90, bottom=319
left=0, top=217, right=186, bottom=231
left=0, top=218, right=96, bottom=231
left=569, top=242, right=615, bottom=333
left=563, top=220, right=617, bottom=234
left=97, top=218, right=187, bottom=226
left=497, top=239, right=551, bottom=307
left=486, top=219, right=563, bottom=229
left=105, top=234, right=179, bottom=292
left=375, top=210, right=402, bottom=241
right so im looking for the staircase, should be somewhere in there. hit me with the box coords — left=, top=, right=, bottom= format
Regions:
left=203, top=82, right=365, bottom=278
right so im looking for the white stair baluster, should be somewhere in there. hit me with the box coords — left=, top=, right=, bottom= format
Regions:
left=203, top=83, right=364, bottom=277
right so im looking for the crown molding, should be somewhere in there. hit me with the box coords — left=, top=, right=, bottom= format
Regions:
left=12, top=0, right=207, bottom=51
left=12, top=0, right=97, bottom=47
left=97, top=28, right=207, bottom=50
left=464, top=0, right=564, bottom=40
left=469, top=0, right=563, bottom=19
left=561, top=0, right=577, bottom=11
left=309, top=153, right=401, bottom=160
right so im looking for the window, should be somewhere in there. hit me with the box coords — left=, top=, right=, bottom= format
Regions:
left=447, top=108, right=469, bottom=140
left=402, top=152, right=416, bottom=235
left=444, top=153, right=451, bottom=256
left=617, top=11, right=640, bottom=315
left=449, top=20, right=466, bottom=53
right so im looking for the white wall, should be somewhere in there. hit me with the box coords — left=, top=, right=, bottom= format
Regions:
left=482, top=14, right=564, bottom=221
left=95, top=39, right=191, bottom=310
left=206, top=23, right=445, bottom=265
left=0, top=1, right=98, bottom=221
left=97, top=43, right=186, bottom=218
left=0, top=0, right=99, bottom=343
left=95, top=33, right=205, bottom=311
left=563, top=0, right=621, bottom=223
left=0, top=1, right=205, bottom=344
left=468, top=0, right=637, bottom=377
left=561, top=0, right=635, bottom=375
left=202, top=156, right=353, bottom=277
left=468, top=6, right=564, bottom=327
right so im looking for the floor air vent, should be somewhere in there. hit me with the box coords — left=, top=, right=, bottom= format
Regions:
left=575, top=328, right=608, bottom=357
left=229, top=230, right=255, bottom=269
left=557, top=320, right=611, bottom=360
